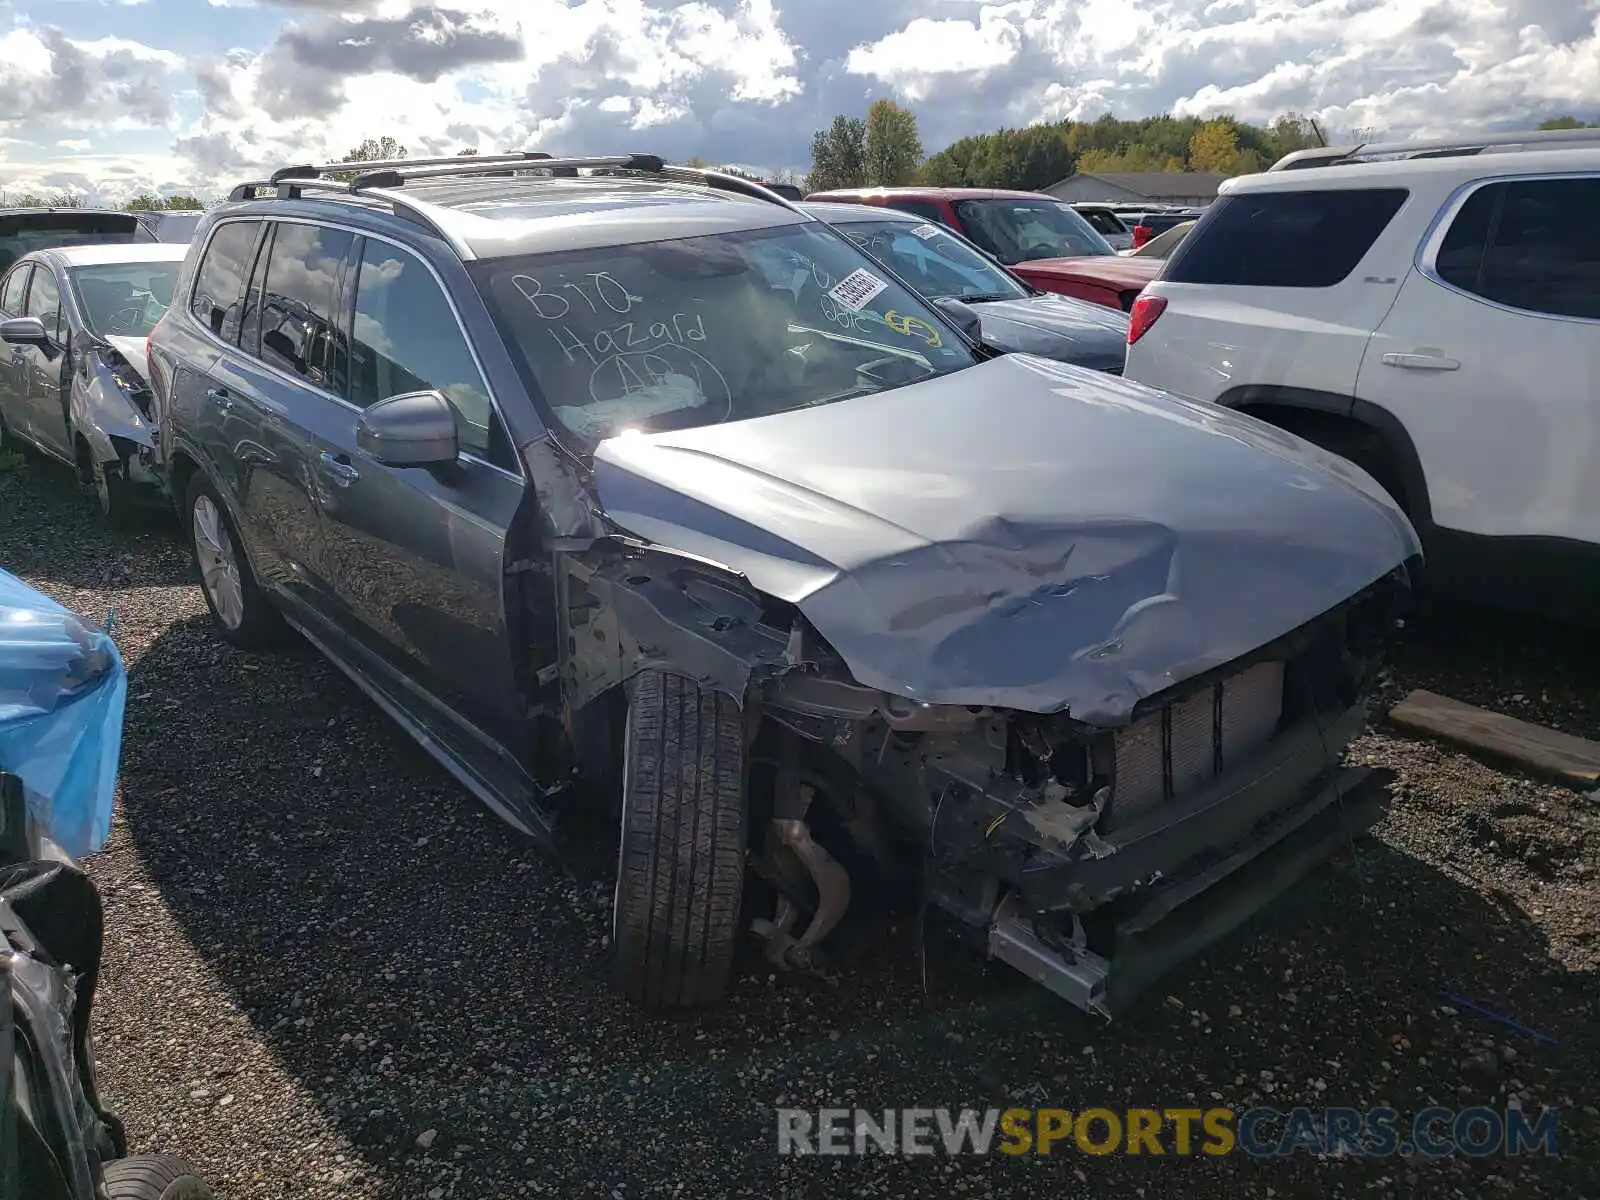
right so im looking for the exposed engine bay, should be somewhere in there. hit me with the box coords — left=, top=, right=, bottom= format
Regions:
left=560, top=537, right=1412, bottom=1015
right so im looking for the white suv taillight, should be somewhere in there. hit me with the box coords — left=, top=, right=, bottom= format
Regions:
left=1127, top=295, right=1168, bottom=345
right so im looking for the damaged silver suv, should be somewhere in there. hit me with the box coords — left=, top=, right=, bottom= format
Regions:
left=146, top=153, right=1422, bottom=1015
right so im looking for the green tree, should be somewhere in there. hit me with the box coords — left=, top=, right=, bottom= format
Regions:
left=1, top=193, right=46, bottom=208
left=1538, top=116, right=1599, bottom=129
left=457, top=147, right=480, bottom=155
left=920, top=125, right=1073, bottom=190
left=808, top=115, right=867, bottom=191
left=1188, top=120, right=1242, bottom=173
left=1268, top=112, right=1324, bottom=161
left=124, top=192, right=203, bottom=212
left=863, top=98, right=923, bottom=186
left=1075, top=146, right=1184, bottom=173
left=332, top=135, right=407, bottom=181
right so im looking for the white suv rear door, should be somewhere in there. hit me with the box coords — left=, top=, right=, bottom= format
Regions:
left=1126, top=186, right=1416, bottom=404
left=1357, top=174, right=1600, bottom=544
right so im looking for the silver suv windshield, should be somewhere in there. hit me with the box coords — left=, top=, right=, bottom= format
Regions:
left=475, top=222, right=980, bottom=444
left=831, top=217, right=1030, bottom=303
left=953, top=199, right=1116, bottom=264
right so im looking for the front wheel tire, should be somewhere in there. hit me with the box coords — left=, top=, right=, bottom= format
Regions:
left=102, top=1155, right=215, bottom=1199
left=610, top=670, right=748, bottom=1008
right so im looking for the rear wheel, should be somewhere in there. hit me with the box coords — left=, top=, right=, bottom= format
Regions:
left=185, top=472, right=283, bottom=648
left=102, top=1155, right=215, bottom=1199
left=610, top=670, right=748, bottom=1008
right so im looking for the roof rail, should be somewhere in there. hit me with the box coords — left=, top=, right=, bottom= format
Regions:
left=341, top=153, right=800, bottom=211
left=229, top=151, right=800, bottom=230
left=347, top=153, right=656, bottom=189
left=1270, top=126, right=1600, bottom=171
left=269, top=151, right=558, bottom=184
left=226, top=175, right=463, bottom=251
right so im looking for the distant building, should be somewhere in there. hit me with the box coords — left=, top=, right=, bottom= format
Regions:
left=1043, top=171, right=1230, bottom=206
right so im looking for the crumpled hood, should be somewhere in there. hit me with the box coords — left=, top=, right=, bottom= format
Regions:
left=104, top=335, right=149, bottom=385
left=591, top=354, right=1420, bottom=724
left=968, top=293, right=1129, bottom=371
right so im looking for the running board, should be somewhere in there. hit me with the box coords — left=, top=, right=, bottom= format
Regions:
left=282, top=615, right=564, bottom=849
left=988, top=766, right=1390, bottom=1016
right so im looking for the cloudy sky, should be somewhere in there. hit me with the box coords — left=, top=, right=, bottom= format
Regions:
left=0, top=0, right=1597, bottom=201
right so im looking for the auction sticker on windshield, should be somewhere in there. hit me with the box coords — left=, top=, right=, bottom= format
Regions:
left=910, top=224, right=942, bottom=240
left=828, top=268, right=888, bottom=312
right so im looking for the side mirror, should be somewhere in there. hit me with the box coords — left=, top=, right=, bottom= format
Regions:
left=0, top=316, right=49, bottom=347
left=931, top=296, right=983, bottom=346
left=356, top=389, right=460, bottom=468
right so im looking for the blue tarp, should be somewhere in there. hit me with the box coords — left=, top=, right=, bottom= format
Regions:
left=0, top=568, right=126, bottom=858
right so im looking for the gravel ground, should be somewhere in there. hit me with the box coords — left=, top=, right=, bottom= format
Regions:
left=3, top=457, right=1596, bottom=1199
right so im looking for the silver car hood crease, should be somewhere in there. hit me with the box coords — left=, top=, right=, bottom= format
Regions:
left=591, top=354, right=1420, bottom=725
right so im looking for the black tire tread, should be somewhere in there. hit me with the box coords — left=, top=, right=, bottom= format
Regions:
left=612, top=670, right=746, bottom=1008
left=102, top=1154, right=215, bottom=1199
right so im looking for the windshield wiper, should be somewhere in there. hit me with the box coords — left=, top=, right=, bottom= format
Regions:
left=955, top=292, right=1017, bottom=303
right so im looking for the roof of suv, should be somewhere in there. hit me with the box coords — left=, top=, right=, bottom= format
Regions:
left=221, top=170, right=811, bottom=260
left=1224, top=145, right=1600, bottom=195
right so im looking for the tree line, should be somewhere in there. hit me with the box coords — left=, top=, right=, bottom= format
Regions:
left=807, top=109, right=1600, bottom=194
left=4, top=114, right=1595, bottom=210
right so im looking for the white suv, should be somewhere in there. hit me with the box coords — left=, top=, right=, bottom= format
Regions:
left=1123, top=129, right=1600, bottom=619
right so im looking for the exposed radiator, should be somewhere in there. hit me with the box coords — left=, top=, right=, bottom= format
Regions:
left=1107, top=660, right=1285, bottom=829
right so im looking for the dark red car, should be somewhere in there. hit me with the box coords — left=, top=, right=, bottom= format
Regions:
left=803, top=186, right=1160, bottom=311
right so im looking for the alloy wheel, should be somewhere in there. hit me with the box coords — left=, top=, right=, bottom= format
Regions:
left=191, top=494, right=245, bottom=631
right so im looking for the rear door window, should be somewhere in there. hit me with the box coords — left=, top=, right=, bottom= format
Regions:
left=190, top=219, right=262, bottom=343
left=1434, top=177, right=1600, bottom=320
left=254, top=221, right=355, bottom=394
left=1165, top=189, right=1408, bottom=287
left=1, top=265, right=30, bottom=316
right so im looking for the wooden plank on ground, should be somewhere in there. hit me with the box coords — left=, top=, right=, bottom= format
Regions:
left=1388, top=689, right=1600, bottom=785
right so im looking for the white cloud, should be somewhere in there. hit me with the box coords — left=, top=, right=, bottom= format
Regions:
left=845, top=13, right=1023, bottom=99
left=0, top=0, right=1595, bottom=202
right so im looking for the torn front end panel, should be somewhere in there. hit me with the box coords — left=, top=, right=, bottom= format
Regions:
left=554, top=520, right=1409, bottom=1015
left=69, top=343, right=164, bottom=504
left=755, top=566, right=1409, bottom=1016
left=557, top=538, right=796, bottom=717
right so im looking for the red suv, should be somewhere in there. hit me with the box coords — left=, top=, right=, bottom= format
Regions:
left=803, top=186, right=1160, bottom=311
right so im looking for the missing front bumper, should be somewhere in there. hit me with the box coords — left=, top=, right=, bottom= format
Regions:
left=986, top=763, right=1391, bottom=1017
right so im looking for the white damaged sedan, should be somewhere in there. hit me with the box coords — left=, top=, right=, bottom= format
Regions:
left=0, top=243, right=187, bottom=522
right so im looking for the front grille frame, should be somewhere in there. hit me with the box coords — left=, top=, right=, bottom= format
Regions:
left=1087, top=565, right=1412, bottom=831
left=1103, top=660, right=1286, bottom=830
